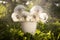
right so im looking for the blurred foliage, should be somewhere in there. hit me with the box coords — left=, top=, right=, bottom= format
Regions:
left=25, top=1, right=33, bottom=11
left=0, top=4, right=7, bottom=18
left=0, top=0, right=60, bottom=40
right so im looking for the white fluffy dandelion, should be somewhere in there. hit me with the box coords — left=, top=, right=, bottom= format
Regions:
left=30, top=5, right=44, bottom=22
left=30, top=5, right=48, bottom=23
left=14, top=5, right=25, bottom=12
left=11, top=12, right=20, bottom=22
left=30, top=5, right=43, bottom=15
left=39, top=13, right=48, bottom=23
left=11, top=5, right=27, bottom=22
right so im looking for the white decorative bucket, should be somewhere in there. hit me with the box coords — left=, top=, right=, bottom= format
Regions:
left=20, top=22, right=37, bottom=35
